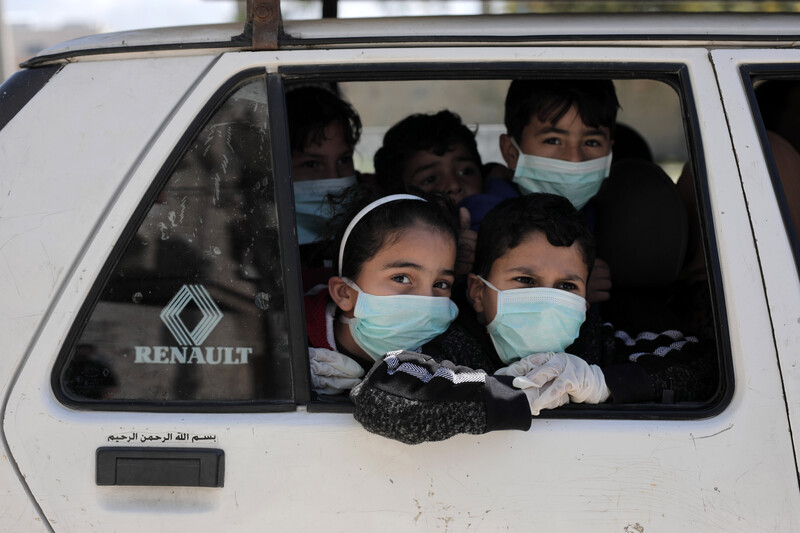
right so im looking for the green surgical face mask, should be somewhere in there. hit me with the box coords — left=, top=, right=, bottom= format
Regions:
left=339, top=279, right=459, bottom=360
left=478, top=276, right=586, bottom=364
left=510, top=138, right=612, bottom=210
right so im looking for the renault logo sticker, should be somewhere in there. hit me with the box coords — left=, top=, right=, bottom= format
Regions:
left=160, top=284, right=223, bottom=346
left=134, top=284, right=252, bottom=365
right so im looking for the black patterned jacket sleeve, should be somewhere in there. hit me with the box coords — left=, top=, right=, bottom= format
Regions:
left=605, top=326, right=718, bottom=403
left=350, top=351, right=531, bottom=445
left=569, top=313, right=718, bottom=404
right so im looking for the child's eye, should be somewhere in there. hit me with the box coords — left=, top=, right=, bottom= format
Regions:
left=422, top=175, right=437, bottom=185
left=391, top=274, right=411, bottom=284
left=543, top=137, right=562, bottom=146
left=556, top=281, right=579, bottom=291
left=433, top=280, right=452, bottom=291
left=513, top=276, right=535, bottom=286
left=337, top=155, right=354, bottom=166
left=584, top=139, right=603, bottom=148
left=302, top=160, right=319, bottom=169
left=458, top=166, right=477, bottom=176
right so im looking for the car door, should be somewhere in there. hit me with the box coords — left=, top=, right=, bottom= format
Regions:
left=5, top=45, right=800, bottom=532
left=712, top=48, right=800, bottom=471
left=0, top=53, right=221, bottom=533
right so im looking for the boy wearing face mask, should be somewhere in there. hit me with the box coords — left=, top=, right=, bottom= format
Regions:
left=473, top=194, right=715, bottom=412
left=466, top=193, right=594, bottom=368
left=499, top=79, right=618, bottom=305
left=286, top=86, right=367, bottom=290
left=351, top=194, right=716, bottom=444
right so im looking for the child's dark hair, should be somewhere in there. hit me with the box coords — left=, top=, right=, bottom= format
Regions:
left=286, top=85, right=362, bottom=153
left=333, top=188, right=460, bottom=279
left=374, top=110, right=482, bottom=194
left=504, top=79, right=620, bottom=144
left=474, top=193, right=596, bottom=278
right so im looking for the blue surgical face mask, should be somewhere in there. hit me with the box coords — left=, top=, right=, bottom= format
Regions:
left=510, top=138, right=612, bottom=210
left=478, top=276, right=586, bottom=364
left=294, top=176, right=357, bottom=245
left=339, top=279, right=459, bottom=360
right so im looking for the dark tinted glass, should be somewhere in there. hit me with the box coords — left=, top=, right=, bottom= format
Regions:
left=751, top=77, right=800, bottom=255
left=60, top=77, right=294, bottom=404
left=0, top=66, right=60, bottom=132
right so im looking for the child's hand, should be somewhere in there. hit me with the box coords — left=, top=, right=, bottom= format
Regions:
left=586, top=257, right=612, bottom=303
left=482, top=162, right=514, bottom=182
left=511, top=376, right=569, bottom=416
left=456, top=207, right=477, bottom=278
left=498, top=352, right=610, bottom=414
left=495, top=352, right=556, bottom=380
left=515, top=352, right=610, bottom=409
left=309, top=347, right=365, bottom=395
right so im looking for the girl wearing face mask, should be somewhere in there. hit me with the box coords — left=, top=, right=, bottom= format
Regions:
left=305, top=191, right=475, bottom=395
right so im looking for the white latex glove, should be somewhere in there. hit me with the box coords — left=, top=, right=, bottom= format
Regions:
left=510, top=377, right=569, bottom=416
left=309, top=347, right=365, bottom=395
left=521, top=352, right=610, bottom=407
left=494, top=352, right=557, bottom=378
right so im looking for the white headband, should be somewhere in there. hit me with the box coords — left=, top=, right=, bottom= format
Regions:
left=338, top=194, right=426, bottom=275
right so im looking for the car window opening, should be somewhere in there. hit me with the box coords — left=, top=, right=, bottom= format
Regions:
left=288, top=76, right=721, bottom=412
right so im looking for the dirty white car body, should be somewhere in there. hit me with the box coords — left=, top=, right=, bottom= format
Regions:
left=1, top=11, right=800, bottom=532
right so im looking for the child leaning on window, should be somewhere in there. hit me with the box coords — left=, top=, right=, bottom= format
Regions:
left=351, top=193, right=716, bottom=444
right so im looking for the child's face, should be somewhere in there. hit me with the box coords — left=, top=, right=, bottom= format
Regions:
left=353, top=225, right=457, bottom=299
left=401, top=143, right=482, bottom=204
left=292, top=120, right=355, bottom=181
left=518, top=104, right=612, bottom=163
left=469, top=230, right=588, bottom=324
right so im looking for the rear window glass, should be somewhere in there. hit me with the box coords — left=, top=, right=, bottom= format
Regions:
left=56, top=76, right=295, bottom=406
left=749, top=76, right=800, bottom=264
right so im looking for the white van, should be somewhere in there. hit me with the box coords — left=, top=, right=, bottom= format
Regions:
left=2, top=4, right=799, bottom=531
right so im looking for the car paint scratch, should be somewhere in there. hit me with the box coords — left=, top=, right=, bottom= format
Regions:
left=694, top=424, right=734, bottom=440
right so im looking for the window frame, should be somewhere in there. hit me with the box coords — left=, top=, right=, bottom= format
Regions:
left=740, top=64, right=800, bottom=275
left=51, top=57, right=735, bottom=418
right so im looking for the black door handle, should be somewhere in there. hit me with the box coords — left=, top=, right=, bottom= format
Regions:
left=96, top=447, right=224, bottom=487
